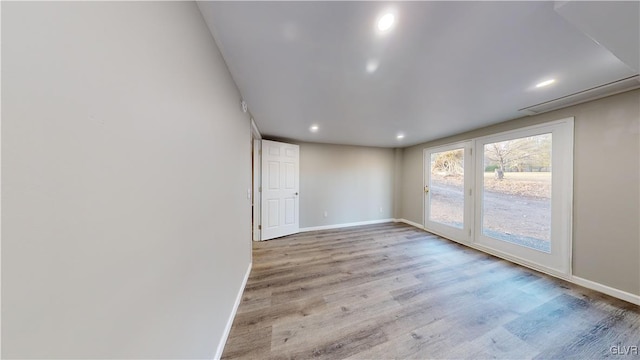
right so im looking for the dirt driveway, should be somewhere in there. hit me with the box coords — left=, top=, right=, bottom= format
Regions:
left=429, top=173, right=551, bottom=252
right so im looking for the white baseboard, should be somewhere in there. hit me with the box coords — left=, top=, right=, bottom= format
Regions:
left=214, top=262, right=252, bottom=360
left=394, top=218, right=424, bottom=229
left=572, top=275, right=640, bottom=305
left=299, top=218, right=394, bottom=232
left=394, top=219, right=639, bottom=306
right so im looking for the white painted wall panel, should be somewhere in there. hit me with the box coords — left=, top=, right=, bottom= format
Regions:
left=294, top=142, right=395, bottom=228
left=2, top=2, right=251, bottom=358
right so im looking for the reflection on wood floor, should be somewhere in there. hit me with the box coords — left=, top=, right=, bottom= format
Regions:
left=222, top=222, right=639, bottom=359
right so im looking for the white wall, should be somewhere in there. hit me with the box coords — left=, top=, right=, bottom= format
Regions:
left=399, top=90, right=640, bottom=296
left=2, top=2, right=251, bottom=358
left=292, top=142, right=395, bottom=228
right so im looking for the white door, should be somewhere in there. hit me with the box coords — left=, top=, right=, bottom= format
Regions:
left=261, top=140, right=300, bottom=240
left=424, top=141, right=474, bottom=244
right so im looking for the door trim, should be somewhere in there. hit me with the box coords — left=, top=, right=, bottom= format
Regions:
left=251, top=118, right=262, bottom=241
left=423, top=141, right=474, bottom=244
left=420, top=117, right=574, bottom=278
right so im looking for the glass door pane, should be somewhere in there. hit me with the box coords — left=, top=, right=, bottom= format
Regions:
left=429, top=148, right=465, bottom=229
left=482, top=133, right=552, bottom=252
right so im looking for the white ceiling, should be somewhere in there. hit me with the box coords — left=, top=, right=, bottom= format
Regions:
left=198, top=1, right=639, bottom=148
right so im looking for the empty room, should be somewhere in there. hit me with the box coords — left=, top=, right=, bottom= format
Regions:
left=2, top=1, right=639, bottom=360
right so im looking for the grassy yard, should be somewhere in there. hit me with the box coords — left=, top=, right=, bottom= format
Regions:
left=485, top=171, right=551, bottom=183
left=432, top=171, right=551, bottom=199
left=484, top=171, right=551, bottom=199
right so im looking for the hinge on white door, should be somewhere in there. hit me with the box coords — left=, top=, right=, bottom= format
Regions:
left=468, top=229, right=472, bottom=237
left=470, top=148, right=473, bottom=156
left=258, top=225, right=262, bottom=230
left=259, top=186, right=262, bottom=192
left=469, top=188, right=472, bottom=196
left=259, top=149, right=262, bottom=155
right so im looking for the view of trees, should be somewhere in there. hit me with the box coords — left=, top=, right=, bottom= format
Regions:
left=429, top=134, right=551, bottom=178
left=484, top=134, right=551, bottom=172
left=431, top=148, right=464, bottom=176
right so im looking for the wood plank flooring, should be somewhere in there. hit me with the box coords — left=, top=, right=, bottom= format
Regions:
left=222, top=223, right=640, bottom=359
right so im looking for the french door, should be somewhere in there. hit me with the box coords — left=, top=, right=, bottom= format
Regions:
left=424, top=141, right=473, bottom=244
left=424, top=119, right=574, bottom=277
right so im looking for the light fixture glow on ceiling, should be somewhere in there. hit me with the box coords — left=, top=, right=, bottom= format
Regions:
left=377, top=13, right=395, bottom=32
left=309, top=125, right=319, bottom=132
left=366, top=60, right=379, bottom=73
left=536, top=79, right=556, bottom=88
left=396, top=134, right=405, bottom=140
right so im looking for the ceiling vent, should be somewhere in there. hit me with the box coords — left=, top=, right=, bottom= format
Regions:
left=519, top=75, right=640, bottom=115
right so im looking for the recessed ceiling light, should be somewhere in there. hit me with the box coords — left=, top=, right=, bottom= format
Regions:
left=366, top=59, right=379, bottom=73
left=536, top=79, right=556, bottom=88
left=377, top=13, right=395, bottom=32
left=309, top=125, right=319, bottom=132
left=396, top=134, right=405, bottom=140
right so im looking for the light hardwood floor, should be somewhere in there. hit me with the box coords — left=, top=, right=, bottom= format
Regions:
left=222, top=223, right=640, bottom=359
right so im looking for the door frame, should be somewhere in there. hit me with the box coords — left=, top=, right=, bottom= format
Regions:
left=421, top=118, right=574, bottom=279
left=423, top=141, right=474, bottom=245
left=251, top=118, right=262, bottom=241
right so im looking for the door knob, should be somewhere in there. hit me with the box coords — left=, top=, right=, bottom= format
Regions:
left=424, top=186, right=429, bottom=193
left=295, top=192, right=299, bottom=195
